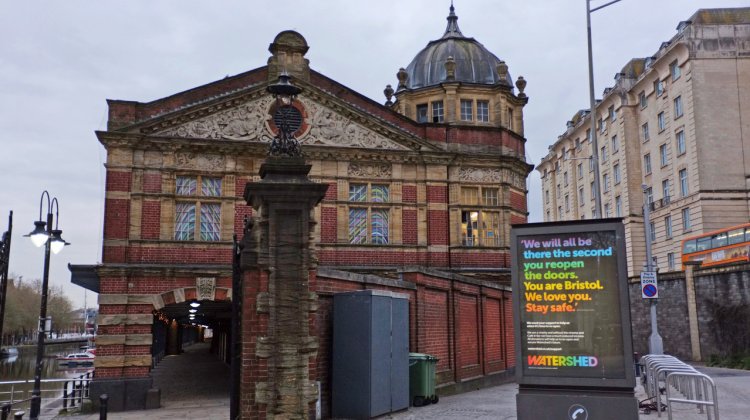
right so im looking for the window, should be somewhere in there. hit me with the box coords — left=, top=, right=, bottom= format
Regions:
left=658, top=112, right=666, bottom=131
left=604, top=203, right=611, bottom=218
left=349, top=184, right=390, bottom=245
left=590, top=182, right=595, bottom=201
left=679, top=169, right=689, bottom=196
left=555, top=161, right=560, bottom=173
left=612, top=135, right=619, bottom=153
left=667, top=252, right=675, bottom=270
left=662, top=179, right=670, bottom=202
left=615, top=196, right=622, bottom=217
left=642, top=122, right=650, bottom=142
left=588, top=157, right=594, bottom=172
left=660, top=144, right=668, bottom=167
left=665, top=215, right=673, bottom=238
left=578, top=187, right=585, bottom=207
left=586, top=128, right=592, bottom=142
left=614, top=164, right=621, bottom=184
left=558, top=206, right=563, bottom=218
left=431, top=101, right=444, bottom=122
left=598, top=117, right=606, bottom=133
left=557, top=184, right=561, bottom=198
left=601, top=145, right=608, bottom=163
left=577, top=163, right=583, bottom=179
left=460, top=99, right=473, bottom=121
left=644, top=154, right=652, bottom=175
left=175, top=176, right=222, bottom=241
left=676, top=131, right=686, bottom=155
left=545, top=190, right=549, bottom=204
left=477, top=101, right=489, bottom=122
left=639, top=91, right=647, bottom=108
left=682, top=207, right=691, bottom=231
left=645, top=187, right=653, bottom=205
left=670, top=60, right=681, bottom=81
left=563, top=171, right=569, bottom=186
left=507, top=108, right=514, bottom=130
left=416, top=104, right=428, bottom=123
left=608, top=105, right=616, bottom=122
left=575, top=138, right=581, bottom=151
left=674, top=96, right=683, bottom=118
left=565, top=195, right=570, bottom=212
left=603, top=173, right=611, bottom=192
left=655, top=79, right=664, bottom=97
left=461, top=187, right=500, bottom=246
left=650, top=222, right=656, bottom=242
left=563, top=148, right=569, bottom=161
left=546, top=210, right=550, bottom=221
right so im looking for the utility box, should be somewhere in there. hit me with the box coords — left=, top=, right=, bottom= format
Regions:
left=332, top=290, right=409, bottom=419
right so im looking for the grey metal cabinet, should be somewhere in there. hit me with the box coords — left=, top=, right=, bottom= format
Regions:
left=332, top=290, right=409, bottom=419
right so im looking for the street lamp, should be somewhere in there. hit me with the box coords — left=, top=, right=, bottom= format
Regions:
left=267, top=71, right=303, bottom=158
left=586, top=0, right=622, bottom=218
left=24, top=191, right=69, bottom=420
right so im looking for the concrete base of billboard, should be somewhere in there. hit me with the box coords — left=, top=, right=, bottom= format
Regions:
left=516, top=387, right=638, bottom=420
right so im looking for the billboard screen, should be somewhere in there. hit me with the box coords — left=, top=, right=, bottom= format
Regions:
left=511, top=220, right=634, bottom=388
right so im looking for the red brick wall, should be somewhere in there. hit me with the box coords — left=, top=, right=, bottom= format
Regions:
left=510, top=191, right=527, bottom=213
left=141, top=200, right=161, bottom=239
left=106, top=171, right=131, bottom=192
left=324, top=183, right=337, bottom=201
left=103, top=199, right=130, bottom=240
left=511, top=214, right=527, bottom=225
left=143, top=173, right=162, bottom=193
left=320, top=207, right=337, bottom=243
left=427, top=210, right=448, bottom=246
left=402, top=209, right=418, bottom=245
left=402, top=185, right=417, bottom=203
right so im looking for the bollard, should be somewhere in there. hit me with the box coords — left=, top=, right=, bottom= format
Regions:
left=99, top=394, right=108, bottom=420
left=12, top=411, right=23, bottom=420
left=633, top=352, right=641, bottom=377
left=1, top=404, right=11, bottom=420
left=63, top=381, right=69, bottom=410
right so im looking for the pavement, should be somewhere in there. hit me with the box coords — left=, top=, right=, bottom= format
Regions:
left=43, top=348, right=750, bottom=419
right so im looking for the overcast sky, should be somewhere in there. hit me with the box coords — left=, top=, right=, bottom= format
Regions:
left=1, top=0, right=745, bottom=308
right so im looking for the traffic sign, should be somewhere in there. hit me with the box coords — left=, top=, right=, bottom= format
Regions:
left=640, top=271, right=658, bottom=299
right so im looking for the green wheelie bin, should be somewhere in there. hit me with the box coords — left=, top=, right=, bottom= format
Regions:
left=409, top=353, right=439, bottom=407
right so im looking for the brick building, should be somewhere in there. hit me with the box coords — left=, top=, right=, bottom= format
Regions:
left=71, top=5, right=532, bottom=414
left=537, top=8, right=750, bottom=276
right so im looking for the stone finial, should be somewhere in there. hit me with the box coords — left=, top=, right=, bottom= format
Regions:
left=515, top=76, right=527, bottom=98
left=444, top=56, right=456, bottom=81
left=397, top=68, right=408, bottom=91
left=496, top=60, right=508, bottom=83
left=267, top=30, right=310, bottom=82
left=383, top=84, right=394, bottom=106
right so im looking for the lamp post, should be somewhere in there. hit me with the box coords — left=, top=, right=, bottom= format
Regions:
left=267, top=72, right=303, bottom=158
left=642, top=185, right=664, bottom=355
left=586, top=0, right=622, bottom=218
left=25, top=191, right=69, bottom=420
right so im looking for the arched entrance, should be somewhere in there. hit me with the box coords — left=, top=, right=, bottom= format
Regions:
left=150, top=299, right=232, bottom=409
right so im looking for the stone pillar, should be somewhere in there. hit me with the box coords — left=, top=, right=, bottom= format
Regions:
left=240, top=158, right=328, bottom=419
left=684, top=261, right=702, bottom=361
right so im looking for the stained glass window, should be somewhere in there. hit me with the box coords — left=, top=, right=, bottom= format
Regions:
left=175, top=203, right=196, bottom=240
left=348, top=208, right=367, bottom=244
left=176, top=177, right=197, bottom=195
left=371, top=209, right=389, bottom=244
left=202, top=177, right=222, bottom=197
left=371, top=185, right=389, bottom=203
left=200, top=203, right=221, bottom=241
left=349, top=184, right=367, bottom=202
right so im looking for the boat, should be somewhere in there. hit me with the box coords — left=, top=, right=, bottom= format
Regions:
left=0, top=347, right=18, bottom=358
left=57, top=351, right=95, bottom=366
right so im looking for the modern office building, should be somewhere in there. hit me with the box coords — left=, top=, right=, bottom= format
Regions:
left=538, top=8, right=750, bottom=276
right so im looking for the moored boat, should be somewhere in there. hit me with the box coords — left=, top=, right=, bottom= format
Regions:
left=57, top=351, right=95, bottom=366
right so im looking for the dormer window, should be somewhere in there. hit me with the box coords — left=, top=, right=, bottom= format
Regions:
left=432, top=101, right=444, bottom=122
left=416, top=104, right=428, bottom=123
left=477, top=101, right=489, bottom=122
left=460, top=99, right=473, bottom=121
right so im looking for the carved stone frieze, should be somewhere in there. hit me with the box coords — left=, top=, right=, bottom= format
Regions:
left=175, top=152, right=226, bottom=170
left=459, top=167, right=526, bottom=189
left=298, top=97, right=409, bottom=151
left=348, top=162, right=392, bottom=178
left=158, top=96, right=275, bottom=142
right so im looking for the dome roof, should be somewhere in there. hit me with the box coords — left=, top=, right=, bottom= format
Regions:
left=404, top=5, right=511, bottom=89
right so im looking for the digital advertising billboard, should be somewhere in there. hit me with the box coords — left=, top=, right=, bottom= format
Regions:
left=511, top=220, right=635, bottom=389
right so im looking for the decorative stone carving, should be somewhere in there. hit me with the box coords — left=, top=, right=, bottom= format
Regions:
left=158, top=96, right=275, bottom=141
left=515, top=76, right=527, bottom=98
left=175, top=152, right=226, bottom=170
left=196, top=277, right=216, bottom=301
left=348, top=162, right=392, bottom=178
left=459, top=167, right=525, bottom=190
left=299, top=98, right=409, bottom=150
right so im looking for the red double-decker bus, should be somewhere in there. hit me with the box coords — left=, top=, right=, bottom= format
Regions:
left=681, top=223, right=750, bottom=267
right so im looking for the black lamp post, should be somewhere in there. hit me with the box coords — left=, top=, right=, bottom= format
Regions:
left=25, top=191, right=69, bottom=420
left=266, top=72, right=303, bottom=158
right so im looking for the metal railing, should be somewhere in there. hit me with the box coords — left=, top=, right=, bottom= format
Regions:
left=0, top=371, right=92, bottom=415
left=639, top=354, right=719, bottom=418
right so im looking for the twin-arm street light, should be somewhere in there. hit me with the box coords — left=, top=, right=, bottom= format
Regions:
left=25, top=191, right=69, bottom=420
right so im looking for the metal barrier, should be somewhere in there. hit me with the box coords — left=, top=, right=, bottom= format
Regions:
left=665, top=372, right=719, bottom=420
left=640, top=355, right=719, bottom=418
left=0, top=371, right=92, bottom=415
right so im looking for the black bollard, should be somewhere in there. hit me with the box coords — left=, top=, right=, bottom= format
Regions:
left=1, top=404, right=11, bottom=420
left=633, top=352, right=641, bottom=377
left=99, top=394, right=108, bottom=420
left=12, top=411, right=23, bottom=420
